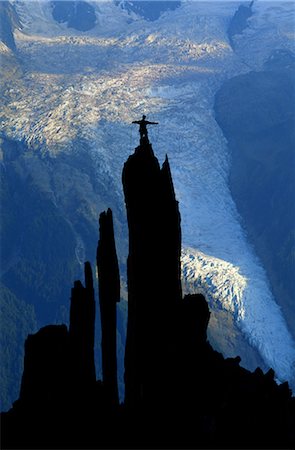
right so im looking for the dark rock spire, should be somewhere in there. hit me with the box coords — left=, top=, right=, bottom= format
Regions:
left=160, top=155, right=182, bottom=304
left=122, top=137, right=182, bottom=408
left=69, top=262, right=96, bottom=392
left=97, top=208, right=120, bottom=406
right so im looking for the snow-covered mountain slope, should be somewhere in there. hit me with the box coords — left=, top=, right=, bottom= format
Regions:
left=1, top=1, right=295, bottom=389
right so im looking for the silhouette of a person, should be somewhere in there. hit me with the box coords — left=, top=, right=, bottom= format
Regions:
left=132, top=115, right=158, bottom=140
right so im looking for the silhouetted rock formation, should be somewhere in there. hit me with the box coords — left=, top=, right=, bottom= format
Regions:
left=97, top=208, right=120, bottom=407
left=1, top=131, right=295, bottom=450
left=123, top=138, right=182, bottom=409
left=19, top=324, right=70, bottom=411
left=18, top=262, right=96, bottom=413
left=69, top=262, right=96, bottom=399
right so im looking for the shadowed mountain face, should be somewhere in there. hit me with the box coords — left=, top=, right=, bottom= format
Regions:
left=0, top=1, right=22, bottom=51
left=214, top=50, right=295, bottom=340
left=0, top=137, right=82, bottom=324
left=51, top=1, right=96, bottom=32
left=116, top=1, right=181, bottom=22
left=0, top=283, right=37, bottom=411
left=227, top=2, right=253, bottom=49
left=52, top=0, right=181, bottom=31
left=1, top=138, right=294, bottom=449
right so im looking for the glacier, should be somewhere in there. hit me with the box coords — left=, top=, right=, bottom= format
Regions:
left=1, top=0, right=295, bottom=387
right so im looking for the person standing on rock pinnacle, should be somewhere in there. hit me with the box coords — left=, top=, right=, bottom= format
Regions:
left=132, top=115, right=158, bottom=141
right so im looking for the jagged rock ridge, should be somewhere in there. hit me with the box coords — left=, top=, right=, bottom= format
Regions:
left=1, top=2, right=295, bottom=411
left=1, top=136, right=294, bottom=449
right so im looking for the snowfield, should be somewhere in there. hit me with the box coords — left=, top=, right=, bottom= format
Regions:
left=2, top=1, right=295, bottom=386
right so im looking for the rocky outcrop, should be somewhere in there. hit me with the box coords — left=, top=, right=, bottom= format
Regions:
left=122, top=138, right=182, bottom=408
left=69, top=262, right=96, bottom=396
left=19, top=324, right=70, bottom=410
left=18, top=261, right=96, bottom=410
left=97, top=209, right=120, bottom=406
